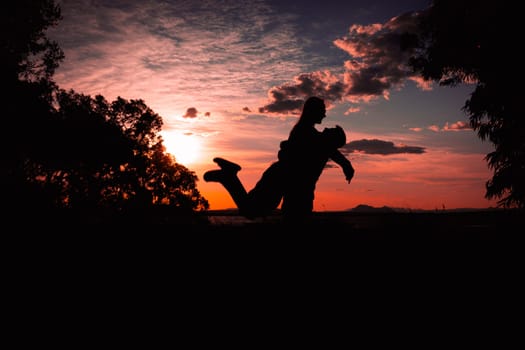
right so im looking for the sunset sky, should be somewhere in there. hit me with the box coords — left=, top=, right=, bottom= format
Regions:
left=47, top=0, right=498, bottom=211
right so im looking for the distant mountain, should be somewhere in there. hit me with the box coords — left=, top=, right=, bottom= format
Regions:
left=350, top=204, right=396, bottom=213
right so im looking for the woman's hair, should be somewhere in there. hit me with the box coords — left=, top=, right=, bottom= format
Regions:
left=298, top=96, right=325, bottom=123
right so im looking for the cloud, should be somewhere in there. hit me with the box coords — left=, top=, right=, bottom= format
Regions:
left=50, top=1, right=432, bottom=121
left=337, top=12, right=422, bottom=98
left=48, top=0, right=308, bottom=118
left=259, top=10, right=427, bottom=114
left=344, top=106, right=361, bottom=115
left=343, top=139, right=426, bottom=155
left=427, top=121, right=471, bottom=132
left=443, top=121, right=471, bottom=131
left=180, top=107, right=211, bottom=119
left=183, top=107, right=198, bottom=118
left=258, top=71, right=346, bottom=114
left=428, top=125, right=440, bottom=132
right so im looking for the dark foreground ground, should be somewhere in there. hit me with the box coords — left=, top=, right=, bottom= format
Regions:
left=11, top=207, right=521, bottom=238
left=6, top=209, right=522, bottom=299
left=7, top=209, right=520, bottom=339
left=200, top=209, right=521, bottom=240
left=7, top=208, right=522, bottom=261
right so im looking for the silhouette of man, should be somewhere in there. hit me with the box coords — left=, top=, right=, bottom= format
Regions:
left=204, top=96, right=354, bottom=222
left=279, top=96, right=354, bottom=223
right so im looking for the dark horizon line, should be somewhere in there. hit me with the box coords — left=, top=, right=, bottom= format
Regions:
left=205, top=205, right=512, bottom=215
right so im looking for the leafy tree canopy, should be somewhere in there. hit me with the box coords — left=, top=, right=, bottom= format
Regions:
left=407, top=0, right=523, bottom=208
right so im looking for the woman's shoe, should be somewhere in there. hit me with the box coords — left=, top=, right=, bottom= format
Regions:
left=213, top=157, right=241, bottom=173
left=203, top=169, right=226, bottom=183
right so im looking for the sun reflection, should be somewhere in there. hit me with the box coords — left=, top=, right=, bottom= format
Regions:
left=162, top=132, right=202, bottom=166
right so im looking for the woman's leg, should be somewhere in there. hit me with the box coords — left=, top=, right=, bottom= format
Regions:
left=204, top=158, right=284, bottom=219
left=203, top=158, right=248, bottom=211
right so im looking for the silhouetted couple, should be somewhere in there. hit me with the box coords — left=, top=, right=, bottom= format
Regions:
left=204, top=96, right=355, bottom=223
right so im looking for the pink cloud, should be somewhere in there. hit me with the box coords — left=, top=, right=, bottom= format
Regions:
left=426, top=121, right=471, bottom=132
left=409, top=127, right=423, bottom=132
left=259, top=11, right=427, bottom=114
left=443, top=121, right=471, bottom=131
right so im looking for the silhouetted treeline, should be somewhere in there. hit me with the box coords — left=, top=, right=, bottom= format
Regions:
left=1, top=1, right=209, bottom=225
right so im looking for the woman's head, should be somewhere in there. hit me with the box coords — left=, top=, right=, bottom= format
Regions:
left=299, top=96, right=326, bottom=125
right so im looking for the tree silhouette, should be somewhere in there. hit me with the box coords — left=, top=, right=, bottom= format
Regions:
left=2, top=1, right=64, bottom=214
left=1, top=0, right=63, bottom=83
left=38, top=91, right=209, bottom=216
left=406, top=0, right=523, bottom=208
left=2, top=0, right=209, bottom=223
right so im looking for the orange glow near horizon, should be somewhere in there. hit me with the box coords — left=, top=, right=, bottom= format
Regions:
left=195, top=150, right=499, bottom=212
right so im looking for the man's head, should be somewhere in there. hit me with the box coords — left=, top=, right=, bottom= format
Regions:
left=323, top=125, right=346, bottom=149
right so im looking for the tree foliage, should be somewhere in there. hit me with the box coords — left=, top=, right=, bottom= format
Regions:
left=37, top=91, right=209, bottom=214
left=1, top=0, right=63, bottom=83
left=2, top=0, right=209, bottom=223
left=407, top=0, right=523, bottom=208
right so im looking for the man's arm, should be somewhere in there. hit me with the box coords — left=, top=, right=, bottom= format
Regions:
left=330, top=150, right=354, bottom=183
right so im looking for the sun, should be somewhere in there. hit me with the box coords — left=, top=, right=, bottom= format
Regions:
left=162, top=132, right=202, bottom=166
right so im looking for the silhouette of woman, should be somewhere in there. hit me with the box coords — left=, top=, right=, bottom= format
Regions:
left=203, top=96, right=355, bottom=221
